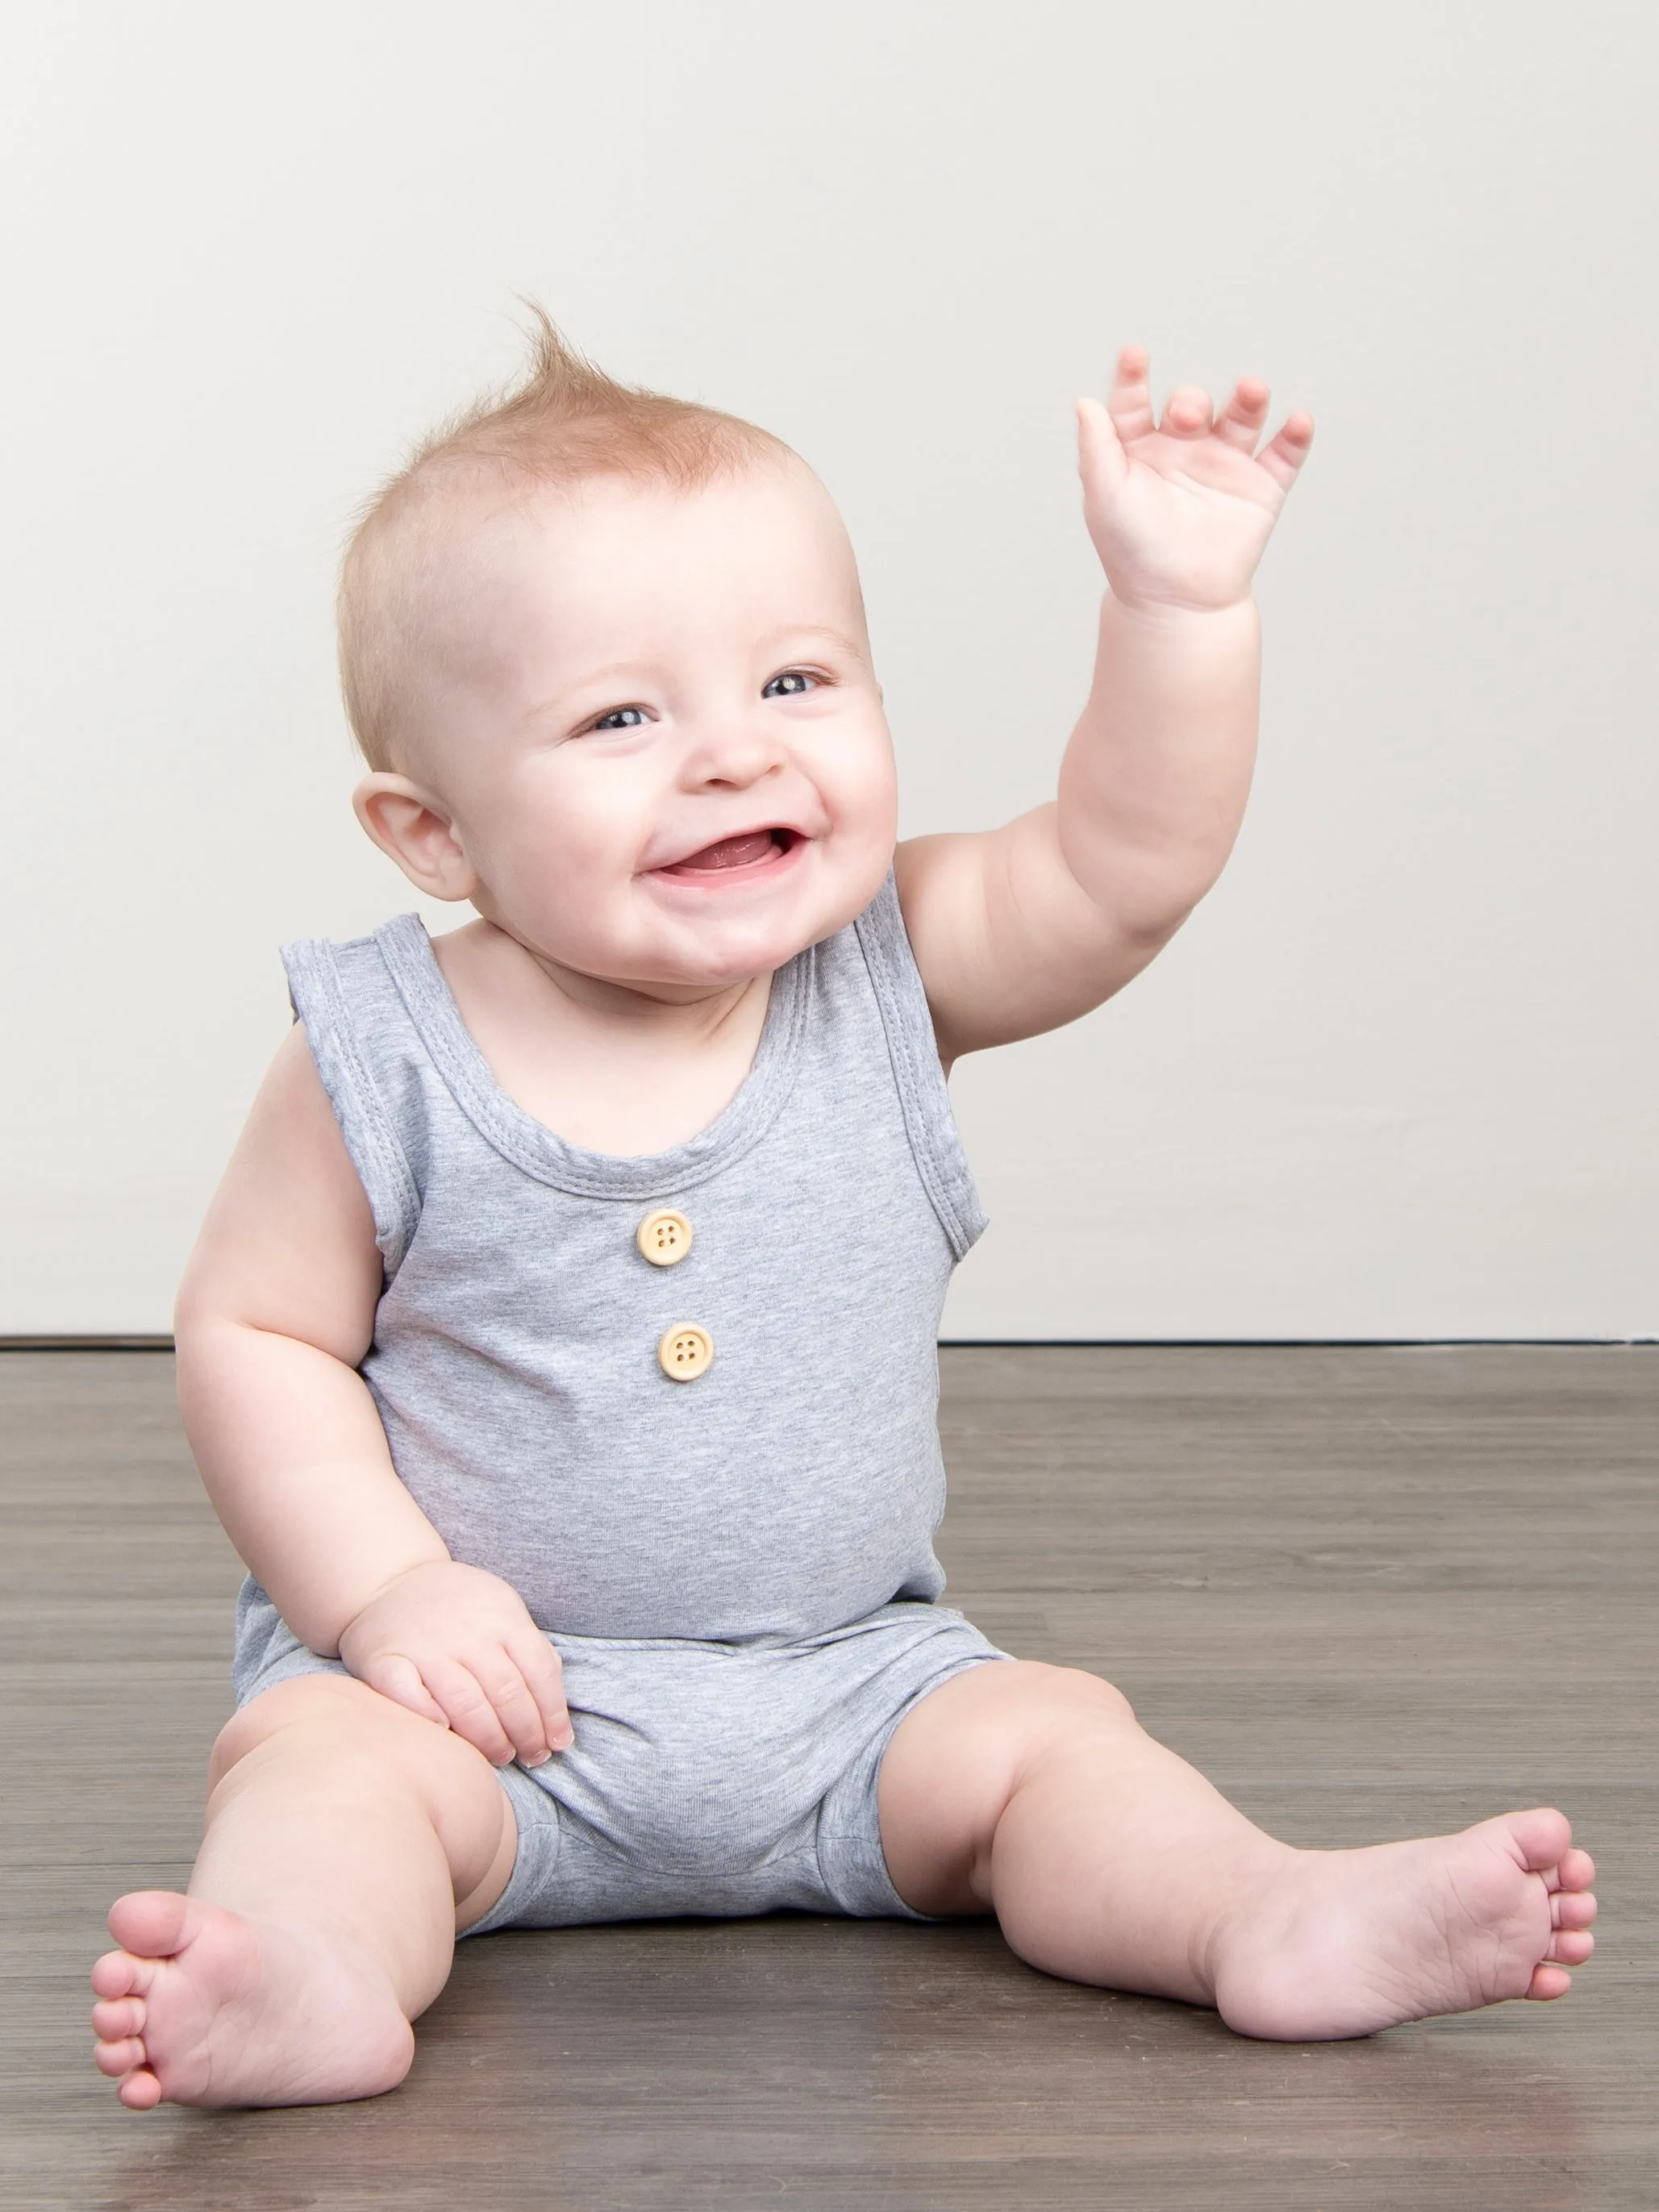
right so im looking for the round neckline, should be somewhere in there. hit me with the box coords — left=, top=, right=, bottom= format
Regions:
left=372, top=914, right=815, bottom=1198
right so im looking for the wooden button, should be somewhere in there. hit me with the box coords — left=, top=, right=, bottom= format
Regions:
left=658, top=1324, right=713, bottom=1381
left=637, top=1209, right=693, bottom=1266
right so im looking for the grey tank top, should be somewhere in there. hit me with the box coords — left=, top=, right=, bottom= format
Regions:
left=281, top=873, right=986, bottom=1643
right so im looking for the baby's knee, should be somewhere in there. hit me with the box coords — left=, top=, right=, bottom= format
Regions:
left=999, top=1660, right=1137, bottom=1740
left=207, top=1673, right=419, bottom=1791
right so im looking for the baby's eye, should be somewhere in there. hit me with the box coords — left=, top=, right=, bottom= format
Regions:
left=589, top=705, right=651, bottom=732
left=762, top=669, right=820, bottom=698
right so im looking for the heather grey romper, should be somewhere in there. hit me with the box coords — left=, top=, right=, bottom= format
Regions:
left=231, top=873, right=1008, bottom=1929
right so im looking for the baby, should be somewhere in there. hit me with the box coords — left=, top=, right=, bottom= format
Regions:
left=91, top=321, right=1594, bottom=2109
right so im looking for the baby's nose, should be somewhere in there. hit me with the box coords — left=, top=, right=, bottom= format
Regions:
left=686, top=719, right=786, bottom=788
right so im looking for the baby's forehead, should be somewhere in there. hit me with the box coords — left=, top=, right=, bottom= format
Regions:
left=501, top=455, right=847, bottom=567
left=452, top=460, right=864, bottom=635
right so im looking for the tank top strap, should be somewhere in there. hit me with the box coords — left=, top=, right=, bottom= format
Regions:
left=851, top=873, right=987, bottom=1261
left=281, top=919, right=428, bottom=1273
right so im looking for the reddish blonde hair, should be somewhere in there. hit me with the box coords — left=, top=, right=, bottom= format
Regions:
left=338, top=310, right=789, bottom=769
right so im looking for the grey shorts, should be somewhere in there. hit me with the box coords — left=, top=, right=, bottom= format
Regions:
left=232, top=1585, right=1007, bottom=1931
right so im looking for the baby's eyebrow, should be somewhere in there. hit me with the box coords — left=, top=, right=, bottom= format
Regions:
left=519, top=664, right=651, bottom=725
left=768, top=624, right=869, bottom=662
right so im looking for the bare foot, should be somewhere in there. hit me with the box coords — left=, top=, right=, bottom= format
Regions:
left=90, top=1890, right=415, bottom=2109
left=1211, top=1808, right=1596, bottom=2040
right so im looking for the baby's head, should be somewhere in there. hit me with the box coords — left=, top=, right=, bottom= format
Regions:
left=340, top=317, right=897, bottom=998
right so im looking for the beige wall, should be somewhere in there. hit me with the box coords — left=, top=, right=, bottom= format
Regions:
left=2, top=2, right=1653, bottom=1337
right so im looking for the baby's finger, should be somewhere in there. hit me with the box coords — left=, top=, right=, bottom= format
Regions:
left=1104, top=344, right=1156, bottom=446
left=1159, top=383, right=1213, bottom=439
left=356, top=1650, right=451, bottom=1727
left=1213, top=377, right=1271, bottom=452
left=416, top=1656, right=518, bottom=1767
left=506, top=1627, right=574, bottom=1756
left=469, top=1648, right=559, bottom=1769
left=1256, top=410, right=1315, bottom=494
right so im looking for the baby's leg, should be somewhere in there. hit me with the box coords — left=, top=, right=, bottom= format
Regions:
left=90, top=1674, right=517, bottom=2109
left=878, top=1663, right=1597, bottom=2039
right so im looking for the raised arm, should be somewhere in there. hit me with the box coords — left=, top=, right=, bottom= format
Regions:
left=895, top=346, right=1312, bottom=1064
left=174, top=1023, right=569, bottom=1766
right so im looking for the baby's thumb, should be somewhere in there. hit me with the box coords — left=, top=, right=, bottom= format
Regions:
left=1077, top=394, right=1128, bottom=492
left=356, top=1650, right=449, bottom=1725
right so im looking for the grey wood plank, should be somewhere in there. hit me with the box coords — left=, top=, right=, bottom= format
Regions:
left=2, top=1347, right=1653, bottom=2210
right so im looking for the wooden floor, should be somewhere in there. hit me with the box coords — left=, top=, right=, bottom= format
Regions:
left=2, top=1347, right=1654, bottom=2211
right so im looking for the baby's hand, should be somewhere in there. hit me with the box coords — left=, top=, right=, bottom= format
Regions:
left=338, top=1559, right=573, bottom=1768
left=1077, top=345, right=1313, bottom=615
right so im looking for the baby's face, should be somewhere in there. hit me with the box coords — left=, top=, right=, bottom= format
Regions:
left=377, top=458, right=898, bottom=997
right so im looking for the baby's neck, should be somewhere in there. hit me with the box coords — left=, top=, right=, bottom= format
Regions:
left=518, top=935, right=759, bottom=1029
left=430, top=919, right=776, bottom=1158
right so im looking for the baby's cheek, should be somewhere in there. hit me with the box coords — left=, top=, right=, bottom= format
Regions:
left=842, top=727, right=900, bottom=831
left=829, top=764, right=900, bottom=877
left=467, top=823, right=635, bottom=966
left=495, top=773, right=647, bottom=902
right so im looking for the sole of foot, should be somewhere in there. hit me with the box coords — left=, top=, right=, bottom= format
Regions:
left=91, top=1890, right=415, bottom=2109
left=1213, top=1806, right=1596, bottom=2041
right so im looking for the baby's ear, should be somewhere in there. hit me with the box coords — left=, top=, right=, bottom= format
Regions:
left=352, top=774, right=479, bottom=902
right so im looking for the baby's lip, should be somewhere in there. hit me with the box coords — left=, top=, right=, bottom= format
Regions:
left=650, top=824, right=808, bottom=876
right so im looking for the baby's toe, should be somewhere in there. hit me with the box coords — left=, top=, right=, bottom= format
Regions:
left=90, top=1947, right=151, bottom=2002
left=1546, top=1928, right=1594, bottom=1967
left=1553, top=1889, right=1597, bottom=1931
left=1526, top=1963, right=1573, bottom=2001
left=92, top=1997, right=145, bottom=2040
left=116, top=2066, right=162, bottom=2110
left=106, top=1889, right=194, bottom=1960
left=1558, top=1846, right=1595, bottom=1892
left=1506, top=1807, right=1574, bottom=1872
left=94, top=2035, right=147, bottom=2078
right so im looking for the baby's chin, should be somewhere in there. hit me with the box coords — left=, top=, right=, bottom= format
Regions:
left=529, top=877, right=876, bottom=997
left=609, top=912, right=837, bottom=994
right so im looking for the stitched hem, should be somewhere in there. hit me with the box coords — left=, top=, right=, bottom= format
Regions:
left=461, top=1765, right=563, bottom=1936
left=816, top=1643, right=1012, bottom=1919
left=281, top=938, right=422, bottom=1272
left=853, top=875, right=988, bottom=1261
left=370, top=914, right=815, bottom=1199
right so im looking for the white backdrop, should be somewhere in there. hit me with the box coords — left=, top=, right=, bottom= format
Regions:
left=2, top=2, right=1653, bottom=1338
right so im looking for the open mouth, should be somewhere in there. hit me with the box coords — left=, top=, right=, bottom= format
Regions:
left=655, top=827, right=802, bottom=881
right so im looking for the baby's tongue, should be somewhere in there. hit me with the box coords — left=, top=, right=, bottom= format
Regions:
left=673, top=829, right=777, bottom=872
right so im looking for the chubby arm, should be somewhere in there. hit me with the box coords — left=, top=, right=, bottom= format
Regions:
left=175, top=1023, right=570, bottom=1765
left=897, top=347, right=1312, bottom=1063
left=175, top=1023, right=437, bottom=1639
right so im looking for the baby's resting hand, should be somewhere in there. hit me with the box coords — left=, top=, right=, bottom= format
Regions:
left=338, top=1560, right=573, bottom=1768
